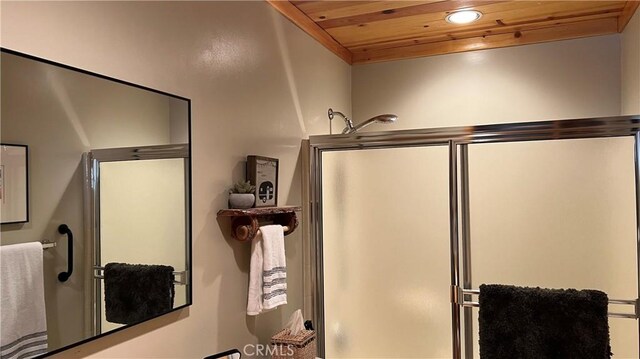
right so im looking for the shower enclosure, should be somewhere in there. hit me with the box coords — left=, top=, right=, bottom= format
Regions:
left=85, top=144, right=191, bottom=335
left=309, top=116, right=640, bottom=358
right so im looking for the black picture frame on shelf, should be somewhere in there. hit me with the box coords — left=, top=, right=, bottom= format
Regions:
left=246, top=155, right=278, bottom=207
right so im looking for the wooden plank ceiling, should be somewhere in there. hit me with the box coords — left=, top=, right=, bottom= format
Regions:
left=267, top=0, right=640, bottom=65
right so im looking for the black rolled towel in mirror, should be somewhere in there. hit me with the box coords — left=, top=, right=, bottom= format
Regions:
left=479, top=284, right=612, bottom=359
left=104, top=262, right=175, bottom=325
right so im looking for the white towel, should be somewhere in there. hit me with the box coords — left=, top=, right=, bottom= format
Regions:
left=261, top=225, right=287, bottom=310
left=247, top=225, right=287, bottom=315
left=0, top=243, right=48, bottom=359
left=247, top=232, right=264, bottom=316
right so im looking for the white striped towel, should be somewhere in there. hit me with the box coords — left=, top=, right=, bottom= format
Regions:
left=247, top=225, right=287, bottom=315
left=1, top=242, right=48, bottom=359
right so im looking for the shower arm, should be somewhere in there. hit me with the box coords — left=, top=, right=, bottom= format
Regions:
left=350, top=118, right=379, bottom=134
left=328, top=108, right=354, bottom=134
left=328, top=108, right=398, bottom=134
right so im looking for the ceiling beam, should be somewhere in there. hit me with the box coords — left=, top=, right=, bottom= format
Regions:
left=352, top=17, right=618, bottom=64
left=618, top=0, right=640, bottom=32
left=266, top=0, right=353, bottom=64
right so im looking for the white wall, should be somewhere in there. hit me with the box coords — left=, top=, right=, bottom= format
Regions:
left=622, top=10, right=640, bottom=115
left=353, top=35, right=621, bottom=129
left=1, top=1, right=350, bottom=358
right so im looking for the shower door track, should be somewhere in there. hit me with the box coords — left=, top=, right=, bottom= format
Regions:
left=308, top=115, right=640, bottom=359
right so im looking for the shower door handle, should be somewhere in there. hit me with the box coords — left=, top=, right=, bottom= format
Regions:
left=57, top=224, right=73, bottom=282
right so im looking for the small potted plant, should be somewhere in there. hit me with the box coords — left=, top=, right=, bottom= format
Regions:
left=228, top=180, right=256, bottom=209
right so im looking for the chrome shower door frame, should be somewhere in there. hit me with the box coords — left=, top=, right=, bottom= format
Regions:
left=86, top=144, right=191, bottom=336
left=309, top=115, right=640, bottom=359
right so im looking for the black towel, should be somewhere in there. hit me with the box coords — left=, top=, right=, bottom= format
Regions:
left=104, top=263, right=175, bottom=325
left=479, top=284, right=611, bottom=359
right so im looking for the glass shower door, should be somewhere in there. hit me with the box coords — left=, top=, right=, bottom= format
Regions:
left=89, top=145, right=190, bottom=336
left=462, top=137, right=639, bottom=358
left=321, top=146, right=451, bottom=358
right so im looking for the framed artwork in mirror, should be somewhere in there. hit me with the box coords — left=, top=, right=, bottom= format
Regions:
left=247, top=155, right=278, bottom=207
left=1, top=144, right=29, bottom=224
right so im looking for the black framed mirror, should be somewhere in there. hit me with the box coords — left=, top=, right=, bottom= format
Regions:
left=0, top=48, right=192, bottom=358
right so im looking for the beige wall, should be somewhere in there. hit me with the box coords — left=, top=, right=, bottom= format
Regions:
left=622, top=10, right=640, bottom=115
left=1, top=1, right=350, bottom=358
left=353, top=35, right=621, bottom=129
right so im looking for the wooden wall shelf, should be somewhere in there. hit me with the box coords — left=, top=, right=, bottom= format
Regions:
left=217, top=206, right=301, bottom=242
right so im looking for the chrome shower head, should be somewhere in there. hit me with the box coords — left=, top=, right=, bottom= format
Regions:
left=347, top=114, right=397, bottom=134
left=366, top=114, right=397, bottom=124
left=328, top=108, right=397, bottom=134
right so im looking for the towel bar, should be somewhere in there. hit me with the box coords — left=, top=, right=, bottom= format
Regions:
left=93, top=266, right=188, bottom=286
left=41, top=240, right=56, bottom=249
left=2, top=241, right=56, bottom=249
left=455, top=286, right=639, bottom=319
left=217, top=206, right=301, bottom=242
left=237, top=225, right=290, bottom=239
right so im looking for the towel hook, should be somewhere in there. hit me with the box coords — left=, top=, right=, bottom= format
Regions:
left=57, top=224, right=73, bottom=282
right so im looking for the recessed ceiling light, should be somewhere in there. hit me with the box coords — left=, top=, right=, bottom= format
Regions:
left=446, top=10, right=482, bottom=24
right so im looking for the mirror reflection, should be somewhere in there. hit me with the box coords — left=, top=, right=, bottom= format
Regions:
left=0, top=50, right=191, bottom=356
left=0, top=144, right=29, bottom=224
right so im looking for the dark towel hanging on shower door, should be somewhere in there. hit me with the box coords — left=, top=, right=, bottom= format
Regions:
left=104, top=263, right=175, bottom=325
left=478, top=284, right=612, bottom=359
